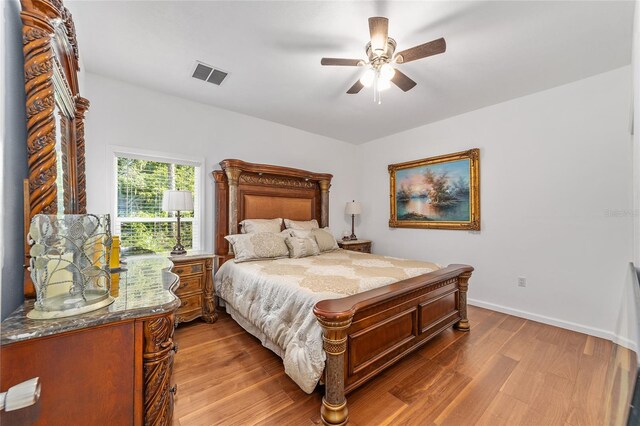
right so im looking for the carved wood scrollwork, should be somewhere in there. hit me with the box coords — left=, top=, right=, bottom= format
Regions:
left=75, top=97, right=89, bottom=213
left=23, top=21, right=57, bottom=215
left=21, top=0, right=90, bottom=297
left=239, top=173, right=317, bottom=189
left=143, top=315, right=176, bottom=426
left=202, top=258, right=218, bottom=323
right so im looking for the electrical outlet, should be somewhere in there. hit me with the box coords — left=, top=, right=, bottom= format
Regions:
left=518, top=277, right=527, bottom=287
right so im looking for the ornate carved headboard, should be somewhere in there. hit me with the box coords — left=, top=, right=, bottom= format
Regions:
left=212, top=159, right=333, bottom=256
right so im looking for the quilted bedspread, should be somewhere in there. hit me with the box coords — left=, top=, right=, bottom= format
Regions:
left=213, top=249, right=440, bottom=393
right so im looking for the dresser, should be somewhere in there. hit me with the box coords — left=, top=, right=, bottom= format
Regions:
left=169, top=252, right=217, bottom=324
left=0, top=256, right=180, bottom=426
left=337, top=239, right=372, bottom=253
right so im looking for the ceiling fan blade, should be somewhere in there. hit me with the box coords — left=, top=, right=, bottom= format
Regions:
left=368, top=17, right=389, bottom=54
left=321, top=58, right=363, bottom=66
left=347, top=80, right=364, bottom=94
left=395, top=37, right=446, bottom=64
left=391, top=69, right=417, bottom=92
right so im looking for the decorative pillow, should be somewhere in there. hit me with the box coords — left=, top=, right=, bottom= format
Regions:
left=284, top=218, right=319, bottom=231
left=311, top=228, right=339, bottom=252
left=225, top=232, right=289, bottom=263
left=285, top=236, right=320, bottom=258
left=240, top=218, right=282, bottom=234
left=280, top=229, right=295, bottom=237
left=290, top=229, right=312, bottom=239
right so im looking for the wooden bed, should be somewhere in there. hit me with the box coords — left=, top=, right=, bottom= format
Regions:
left=213, top=159, right=473, bottom=426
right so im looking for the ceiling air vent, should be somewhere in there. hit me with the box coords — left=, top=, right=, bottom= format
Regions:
left=191, top=61, right=228, bottom=86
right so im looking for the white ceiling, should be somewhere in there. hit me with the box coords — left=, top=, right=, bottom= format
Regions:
left=69, top=1, right=634, bottom=144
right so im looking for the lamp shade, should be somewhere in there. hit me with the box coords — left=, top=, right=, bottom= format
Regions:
left=162, top=190, right=194, bottom=212
left=345, top=201, right=362, bottom=216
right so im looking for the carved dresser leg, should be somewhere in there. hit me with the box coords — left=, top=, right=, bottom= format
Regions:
left=317, top=318, right=352, bottom=426
left=202, top=257, right=217, bottom=323
left=143, top=314, right=176, bottom=425
left=455, top=271, right=472, bottom=332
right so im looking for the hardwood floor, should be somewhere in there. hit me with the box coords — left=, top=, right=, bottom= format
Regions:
left=172, top=306, right=635, bottom=426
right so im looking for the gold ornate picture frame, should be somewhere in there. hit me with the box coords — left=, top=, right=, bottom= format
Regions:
left=389, top=149, right=480, bottom=230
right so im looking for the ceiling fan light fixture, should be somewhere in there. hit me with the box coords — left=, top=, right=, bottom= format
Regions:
left=321, top=17, right=445, bottom=103
left=379, top=63, right=395, bottom=81
left=360, top=68, right=375, bottom=87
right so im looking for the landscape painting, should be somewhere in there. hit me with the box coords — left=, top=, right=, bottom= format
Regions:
left=389, top=149, right=480, bottom=230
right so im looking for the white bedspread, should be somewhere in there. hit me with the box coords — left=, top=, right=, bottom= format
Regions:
left=213, top=249, right=439, bottom=393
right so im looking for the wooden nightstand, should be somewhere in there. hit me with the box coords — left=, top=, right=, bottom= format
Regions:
left=338, top=239, right=372, bottom=253
left=170, top=252, right=217, bottom=324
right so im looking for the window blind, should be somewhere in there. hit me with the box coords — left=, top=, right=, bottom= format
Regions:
left=115, top=155, right=201, bottom=254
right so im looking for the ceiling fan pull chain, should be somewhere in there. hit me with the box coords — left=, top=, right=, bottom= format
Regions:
left=375, top=70, right=382, bottom=105
left=373, top=73, right=377, bottom=103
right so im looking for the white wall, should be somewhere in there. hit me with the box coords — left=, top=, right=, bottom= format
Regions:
left=1, top=0, right=28, bottom=320
left=356, top=66, right=634, bottom=339
left=83, top=73, right=358, bottom=251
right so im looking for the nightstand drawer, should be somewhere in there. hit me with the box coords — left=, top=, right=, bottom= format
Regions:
left=352, top=244, right=370, bottom=253
left=177, top=293, right=202, bottom=312
left=173, top=261, right=204, bottom=277
left=175, top=275, right=203, bottom=296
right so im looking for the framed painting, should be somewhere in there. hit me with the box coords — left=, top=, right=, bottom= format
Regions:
left=389, top=148, right=480, bottom=230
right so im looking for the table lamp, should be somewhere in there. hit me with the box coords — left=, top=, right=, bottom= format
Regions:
left=345, top=200, right=362, bottom=240
left=162, top=190, right=193, bottom=255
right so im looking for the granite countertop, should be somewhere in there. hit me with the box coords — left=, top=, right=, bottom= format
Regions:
left=1, top=256, right=180, bottom=345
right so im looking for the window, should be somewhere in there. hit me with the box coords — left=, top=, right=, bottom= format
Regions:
left=113, top=151, right=202, bottom=255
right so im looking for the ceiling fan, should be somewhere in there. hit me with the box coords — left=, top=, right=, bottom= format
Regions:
left=321, top=17, right=446, bottom=104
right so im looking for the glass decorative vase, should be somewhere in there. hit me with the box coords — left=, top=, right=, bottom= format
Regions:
left=27, top=214, right=115, bottom=319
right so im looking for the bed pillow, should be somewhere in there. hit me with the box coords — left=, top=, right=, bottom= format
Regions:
left=225, top=232, right=289, bottom=263
left=290, top=229, right=312, bottom=239
left=311, top=228, right=339, bottom=252
left=284, top=218, right=319, bottom=231
left=240, top=218, right=282, bottom=234
left=285, top=236, right=320, bottom=258
left=280, top=229, right=296, bottom=237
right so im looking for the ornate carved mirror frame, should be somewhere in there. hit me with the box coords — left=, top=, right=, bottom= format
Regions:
left=21, top=0, right=89, bottom=297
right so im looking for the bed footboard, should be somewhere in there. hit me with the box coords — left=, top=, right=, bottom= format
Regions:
left=313, top=264, right=473, bottom=426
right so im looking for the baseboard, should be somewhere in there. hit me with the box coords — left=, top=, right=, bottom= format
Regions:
left=613, top=336, right=639, bottom=353
left=468, top=297, right=617, bottom=342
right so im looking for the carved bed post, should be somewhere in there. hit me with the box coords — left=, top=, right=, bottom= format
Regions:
left=317, top=317, right=352, bottom=426
left=319, top=179, right=331, bottom=228
left=455, top=271, right=471, bottom=331
left=225, top=166, right=242, bottom=245
left=212, top=171, right=229, bottom=255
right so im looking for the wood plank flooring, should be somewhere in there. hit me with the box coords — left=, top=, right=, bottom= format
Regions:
left=172, top=306, right=635, bottom=426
